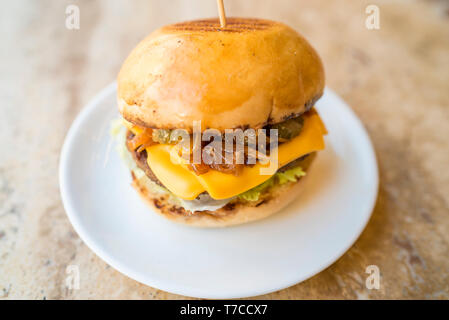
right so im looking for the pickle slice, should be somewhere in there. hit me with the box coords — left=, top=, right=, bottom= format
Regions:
left=270, top=116, right=304, bottom=141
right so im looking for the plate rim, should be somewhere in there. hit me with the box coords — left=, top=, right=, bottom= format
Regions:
left=59, top=82, right=379, bottom=299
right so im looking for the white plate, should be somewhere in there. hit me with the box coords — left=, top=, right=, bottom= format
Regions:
left=59, top=83, right=378, bottom=299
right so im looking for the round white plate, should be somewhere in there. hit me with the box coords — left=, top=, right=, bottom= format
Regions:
left=59, top=83, right=378, bottom=299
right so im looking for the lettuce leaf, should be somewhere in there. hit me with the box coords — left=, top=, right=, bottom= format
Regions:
left=237, top=166, right=306, bottom=202
left=237, top=178, right=274, bottom=202
left=276, top=166, right=306, bottom=185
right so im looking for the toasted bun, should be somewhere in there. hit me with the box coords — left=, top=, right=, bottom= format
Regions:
left=118, top=18, right=324, bottom=131
left=131, top=157, right=314, bottom=228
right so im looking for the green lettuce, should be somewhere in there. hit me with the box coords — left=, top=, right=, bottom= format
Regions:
left=237, top=178, right=274, bottom=202
left=238, top=166, right=306, bottom=202
left=276, top=166, right=306, bottom=184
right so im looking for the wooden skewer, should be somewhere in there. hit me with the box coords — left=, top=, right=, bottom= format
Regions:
left=216, top=0, right=227, bottom=28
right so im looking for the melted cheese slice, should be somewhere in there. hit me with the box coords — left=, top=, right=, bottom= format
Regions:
left=143, top=112, right=326, bottom=200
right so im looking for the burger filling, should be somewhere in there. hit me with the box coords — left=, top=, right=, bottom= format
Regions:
left=111, top=108, right=326, bottom=213
left=124, top=110, right=319, bottom=176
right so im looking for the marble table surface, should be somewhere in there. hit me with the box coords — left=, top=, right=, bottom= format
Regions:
left=1, top=0, right=448, bottom=299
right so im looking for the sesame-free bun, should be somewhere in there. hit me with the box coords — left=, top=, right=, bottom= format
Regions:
left=118, top=18, right=325, bottom=131
left=131, top=155, right=314, bottom=228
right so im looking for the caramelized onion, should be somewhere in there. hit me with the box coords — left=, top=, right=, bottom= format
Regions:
left=127, top=128, right=155, bottom=152
left=188, top=163, right=210, bottom=175
left=210, top=163, right=243, bottom=176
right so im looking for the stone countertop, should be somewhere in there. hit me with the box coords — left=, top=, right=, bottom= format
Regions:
left=1, top=0, right=448, bottom=299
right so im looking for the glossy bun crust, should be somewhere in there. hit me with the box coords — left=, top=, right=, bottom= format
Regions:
left=118, top=18, right=324, bottom=131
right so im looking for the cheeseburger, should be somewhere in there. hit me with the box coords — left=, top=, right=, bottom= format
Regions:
left=113, top=18, right=326, bottom=227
